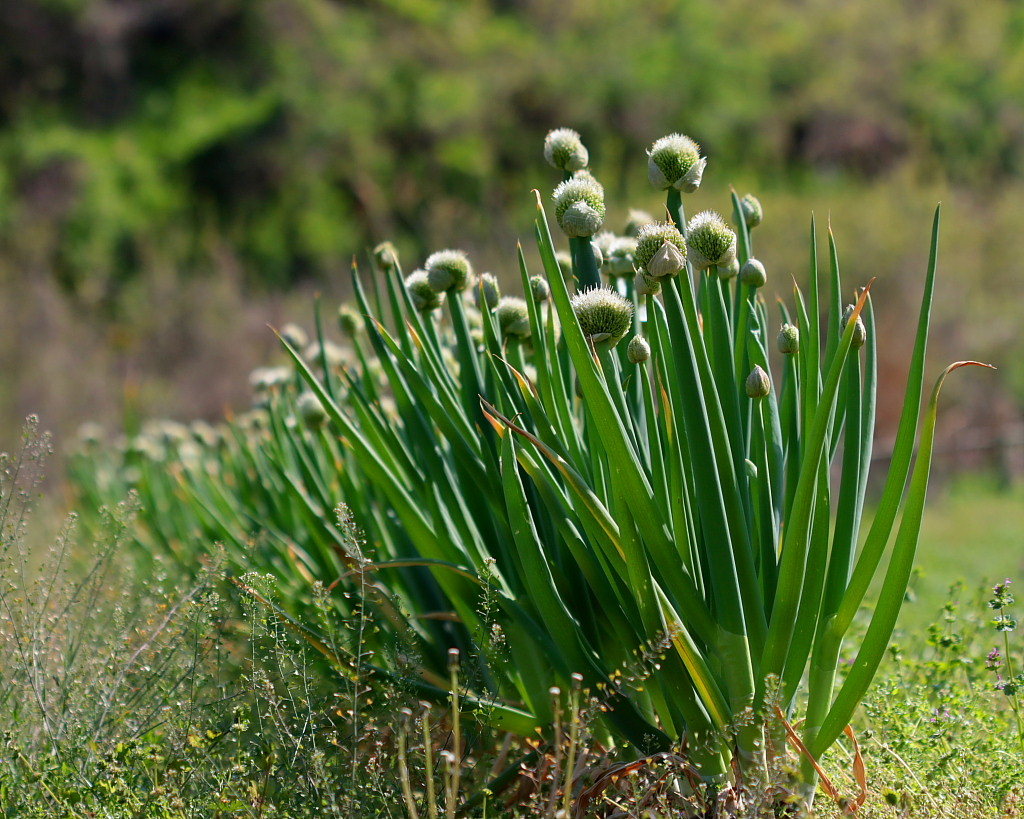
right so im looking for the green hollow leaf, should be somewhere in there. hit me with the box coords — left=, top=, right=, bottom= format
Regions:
left=811, top=361, right=993, bottom=754
left=829, top=206, right=942, bottom=639
left=760, top=283, right=873, bottom=685
left=498, top=432, right=670, bottom=750
left=532, top=196, right=716, bottom=634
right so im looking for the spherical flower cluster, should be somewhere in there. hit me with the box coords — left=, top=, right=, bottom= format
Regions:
left=543, top=128, right=589, bottom=172
left=373, top=241, right=399, bottom=272
left=624, top=209, right=656, bottom=237
left=250, top=366, right=291, bottom=392
left=406, top=270, right=444, bottom=312
left=425, top=249, right=473, bottom=293
left=740, top=194, right=763, bottom=228
left=280, top=323, right=308, bottom=351
left=593, top=231, right=617, bottom=260
left=304, top=341, right=346, bottom=368
left=497, top=296, right=531, bottom=339
left=604, top=237, right=638, bottom=278
left=529, top=275, right=550, bottom=302
left=475, top=273, right=501, bottom=309
left=553, top=173, right=606, bottom=238
left=296, top=392, right=328, bottom=428
left=634, top=222, right=687, bottom=278
left=190, top=420, right=221, bottom=448
left=77, top=421, right=104, bottom=448
left=686, top=211, right=737, bottom=271
left=627, top=334, right=651, bottom=364
left=570, top=286, right=634, bottom=347
left=338, top=305, right=363, bottom=337
left=647, top=133, right=707, bottom=192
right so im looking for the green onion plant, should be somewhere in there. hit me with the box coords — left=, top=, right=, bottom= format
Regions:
left=70, top=128, right=988, bottom=803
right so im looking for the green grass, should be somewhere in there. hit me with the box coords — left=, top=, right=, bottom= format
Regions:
left=900, top=478, right=1024, bottom=632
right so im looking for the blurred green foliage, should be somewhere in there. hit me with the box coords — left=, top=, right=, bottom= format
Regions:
left=3, top=0, right=1024, bottom=296
left=3, top=0, right=1024, bottom=447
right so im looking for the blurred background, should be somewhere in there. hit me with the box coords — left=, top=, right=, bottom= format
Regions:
left=1, top=0, right=1022, bottom=487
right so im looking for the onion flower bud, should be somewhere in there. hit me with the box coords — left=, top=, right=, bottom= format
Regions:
left=627, top=334, right=651, bottom=364
left=634, top=222, right=687, bottom=278
left=745, top=365, right=771, bottom=398
left=425, top=249, right=473, bottom=293
left=555, top=251, right=573, bottom=279
left=553, top=173, right=605, bottom=238
left=338, top=305, right=362, bottom=337
left=777, top=323, right=800, bottom=355
left=304, top=341, right=346, bottom=368
left=739, top=258, right=767, bottom=288
left=605, top=237, right=638, bottom=278
left=570, top=286, right=634, bottom=347
left=475, top=273, right=501, bottom=310
left=497, top=296, right=531, bottom=339
left=634, top=271, right=662, bottom=296
left=280, top=323, right=308, bottom=351
left=686, top=211, right=737, bottom=271
left=740, top=193, right=763, bottom=229
left=373, top=241, right=400, bottom=272
left=544, top=127, right=589, bottom=172
left=406, top=270, right=444, bottom=312
left=593, top=231, right=617, bottom=262
left=842, top=304, right=867, bottom=349
left=529, top=275, right=550, bottom=302
left=647, top=133, right=707, bottom=192
left=624, top=209, right=656, bottom=237
left=297, top=392, right=328, bottom=428
left=717, top=256, right=740, bottom=280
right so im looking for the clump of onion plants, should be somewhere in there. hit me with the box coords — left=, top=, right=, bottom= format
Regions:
left=70, top=126, right=987, bottom=811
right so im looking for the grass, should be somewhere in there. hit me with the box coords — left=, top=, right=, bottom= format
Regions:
left=3, top=491, right=1022, bottom=818
left=900, top=477, right=1024, bottom=632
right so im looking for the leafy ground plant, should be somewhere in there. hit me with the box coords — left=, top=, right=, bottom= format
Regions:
left=0, top=419, right=229, bottom=815
left=852, top=581, right=1024, bottom=817
left=70, top=128, right=989, bottom=811
left=0, top=419, right=450, bottom=817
